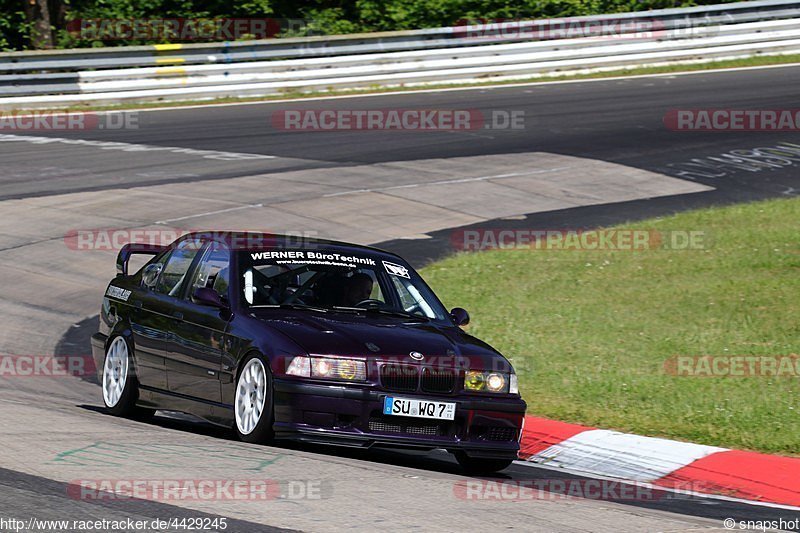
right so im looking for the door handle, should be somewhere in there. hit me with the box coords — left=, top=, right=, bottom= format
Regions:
left=173, top=311, right=183, bottom=320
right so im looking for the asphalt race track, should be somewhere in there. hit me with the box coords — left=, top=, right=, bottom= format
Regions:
left=1, top=65, right=800, bottom=532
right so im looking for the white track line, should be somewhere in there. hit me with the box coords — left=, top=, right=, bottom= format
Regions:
left=322, top=168, right=572, bottom=197
left=154, top=203, right=264, bottom=224
left=0, top=134, right=276, bottom=161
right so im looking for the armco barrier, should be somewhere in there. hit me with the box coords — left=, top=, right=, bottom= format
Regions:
left=1, top=0, right=799, bottom=109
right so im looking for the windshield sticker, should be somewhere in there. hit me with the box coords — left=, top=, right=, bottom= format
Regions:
left=243, top=270, right=255, bottom=305
left=250, top=251, right=376, bottom=267
left=106, top=285, right=131, bottom=301
left=383, top=261, right=410, bottom=279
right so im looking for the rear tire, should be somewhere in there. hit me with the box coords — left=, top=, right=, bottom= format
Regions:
left=234, top=354, right=274, bottom=443
left=455, top=452, right=514, bottom=474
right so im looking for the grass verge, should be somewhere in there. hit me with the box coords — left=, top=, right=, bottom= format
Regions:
left=421, top=197, right=800, bottom=454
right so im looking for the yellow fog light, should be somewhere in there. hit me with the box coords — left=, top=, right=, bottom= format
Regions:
left=464, top=370, right=486, bottom=391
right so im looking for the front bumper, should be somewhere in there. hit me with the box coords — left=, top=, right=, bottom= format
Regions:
left=273, top=379, right=526, bottom=460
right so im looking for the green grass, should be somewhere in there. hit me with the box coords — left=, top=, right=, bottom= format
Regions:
left=19, top=54, right=800, bottom=114
left=421, top=198, right=800, bottom=454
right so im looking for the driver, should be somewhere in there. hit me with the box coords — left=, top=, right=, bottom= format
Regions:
left=341, top=273, right=374, bottom=307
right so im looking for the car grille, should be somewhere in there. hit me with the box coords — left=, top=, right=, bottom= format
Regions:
left=421, top=367, right=456, bottom=393
left=368, top=418, right=443, bottom=436
left=380, top=364, right=419, bottom=392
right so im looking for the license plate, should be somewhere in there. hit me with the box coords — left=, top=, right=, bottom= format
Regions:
left=383, top=397, right=456, bottom=420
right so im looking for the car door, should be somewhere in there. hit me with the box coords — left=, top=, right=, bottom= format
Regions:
left=128, top=260, right=170, bottom=390
left=165, top=241, right=231, bottom=404
left=129, top=240, right=201, bottom=391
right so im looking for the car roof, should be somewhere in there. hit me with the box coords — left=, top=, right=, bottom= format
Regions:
left=177, top=231, right=403, bottom=260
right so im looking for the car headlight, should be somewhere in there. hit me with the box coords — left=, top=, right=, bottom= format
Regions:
left=486, top=372, right=506, bottom=392
left=464, top=371, right=514, bottom=394
left=286, top=356, right=366, bottom=382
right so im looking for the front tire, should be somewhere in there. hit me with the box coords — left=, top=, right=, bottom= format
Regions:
left=455, top=452, right=514, bottom=475
left=102, top=336, right=148, bottom=418
left=234, top=354, right=274, bottom=443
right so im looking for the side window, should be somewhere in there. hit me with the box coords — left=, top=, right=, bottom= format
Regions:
left=189, top=244, right=230, bottom=300
left=156, top=241, right=202, bottom=297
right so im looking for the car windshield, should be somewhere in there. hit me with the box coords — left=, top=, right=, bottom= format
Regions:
left=238, top=249, right=450, bottom=322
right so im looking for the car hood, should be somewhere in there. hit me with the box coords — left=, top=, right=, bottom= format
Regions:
left=250, top=309, right=510, bottom=371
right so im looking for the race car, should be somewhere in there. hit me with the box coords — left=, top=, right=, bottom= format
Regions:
left=91, top=232, right=526, bottom=473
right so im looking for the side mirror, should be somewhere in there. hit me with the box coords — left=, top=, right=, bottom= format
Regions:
left=450, top=307, right=470, bottom=326
left=142, top=263, right=162, bottom=289
left=192, top=287, right=227, bottom=308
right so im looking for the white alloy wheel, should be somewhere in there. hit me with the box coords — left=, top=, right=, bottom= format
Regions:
left=235, top=358, right=267, bottom=435
left=103, top=337, right=129, bottom=408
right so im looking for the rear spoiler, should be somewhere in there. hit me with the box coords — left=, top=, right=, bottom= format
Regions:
left=117, top=243, right=167, bottom=276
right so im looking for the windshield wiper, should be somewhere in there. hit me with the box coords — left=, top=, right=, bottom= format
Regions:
left=332, top=306, right=429, bottom=322
left=254, top=304, right=429, bottom=321
left=328, top=306, right=363, bottom=314
left=252, top=303, right=329, bottom=313
left=371, top=309, right=430, bottom=321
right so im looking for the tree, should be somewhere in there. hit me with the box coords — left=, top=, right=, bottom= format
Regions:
left=22, top=0, right=54, bottom=48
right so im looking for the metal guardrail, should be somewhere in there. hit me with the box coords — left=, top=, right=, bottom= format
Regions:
left=1, top=0, right=799, bottom=109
